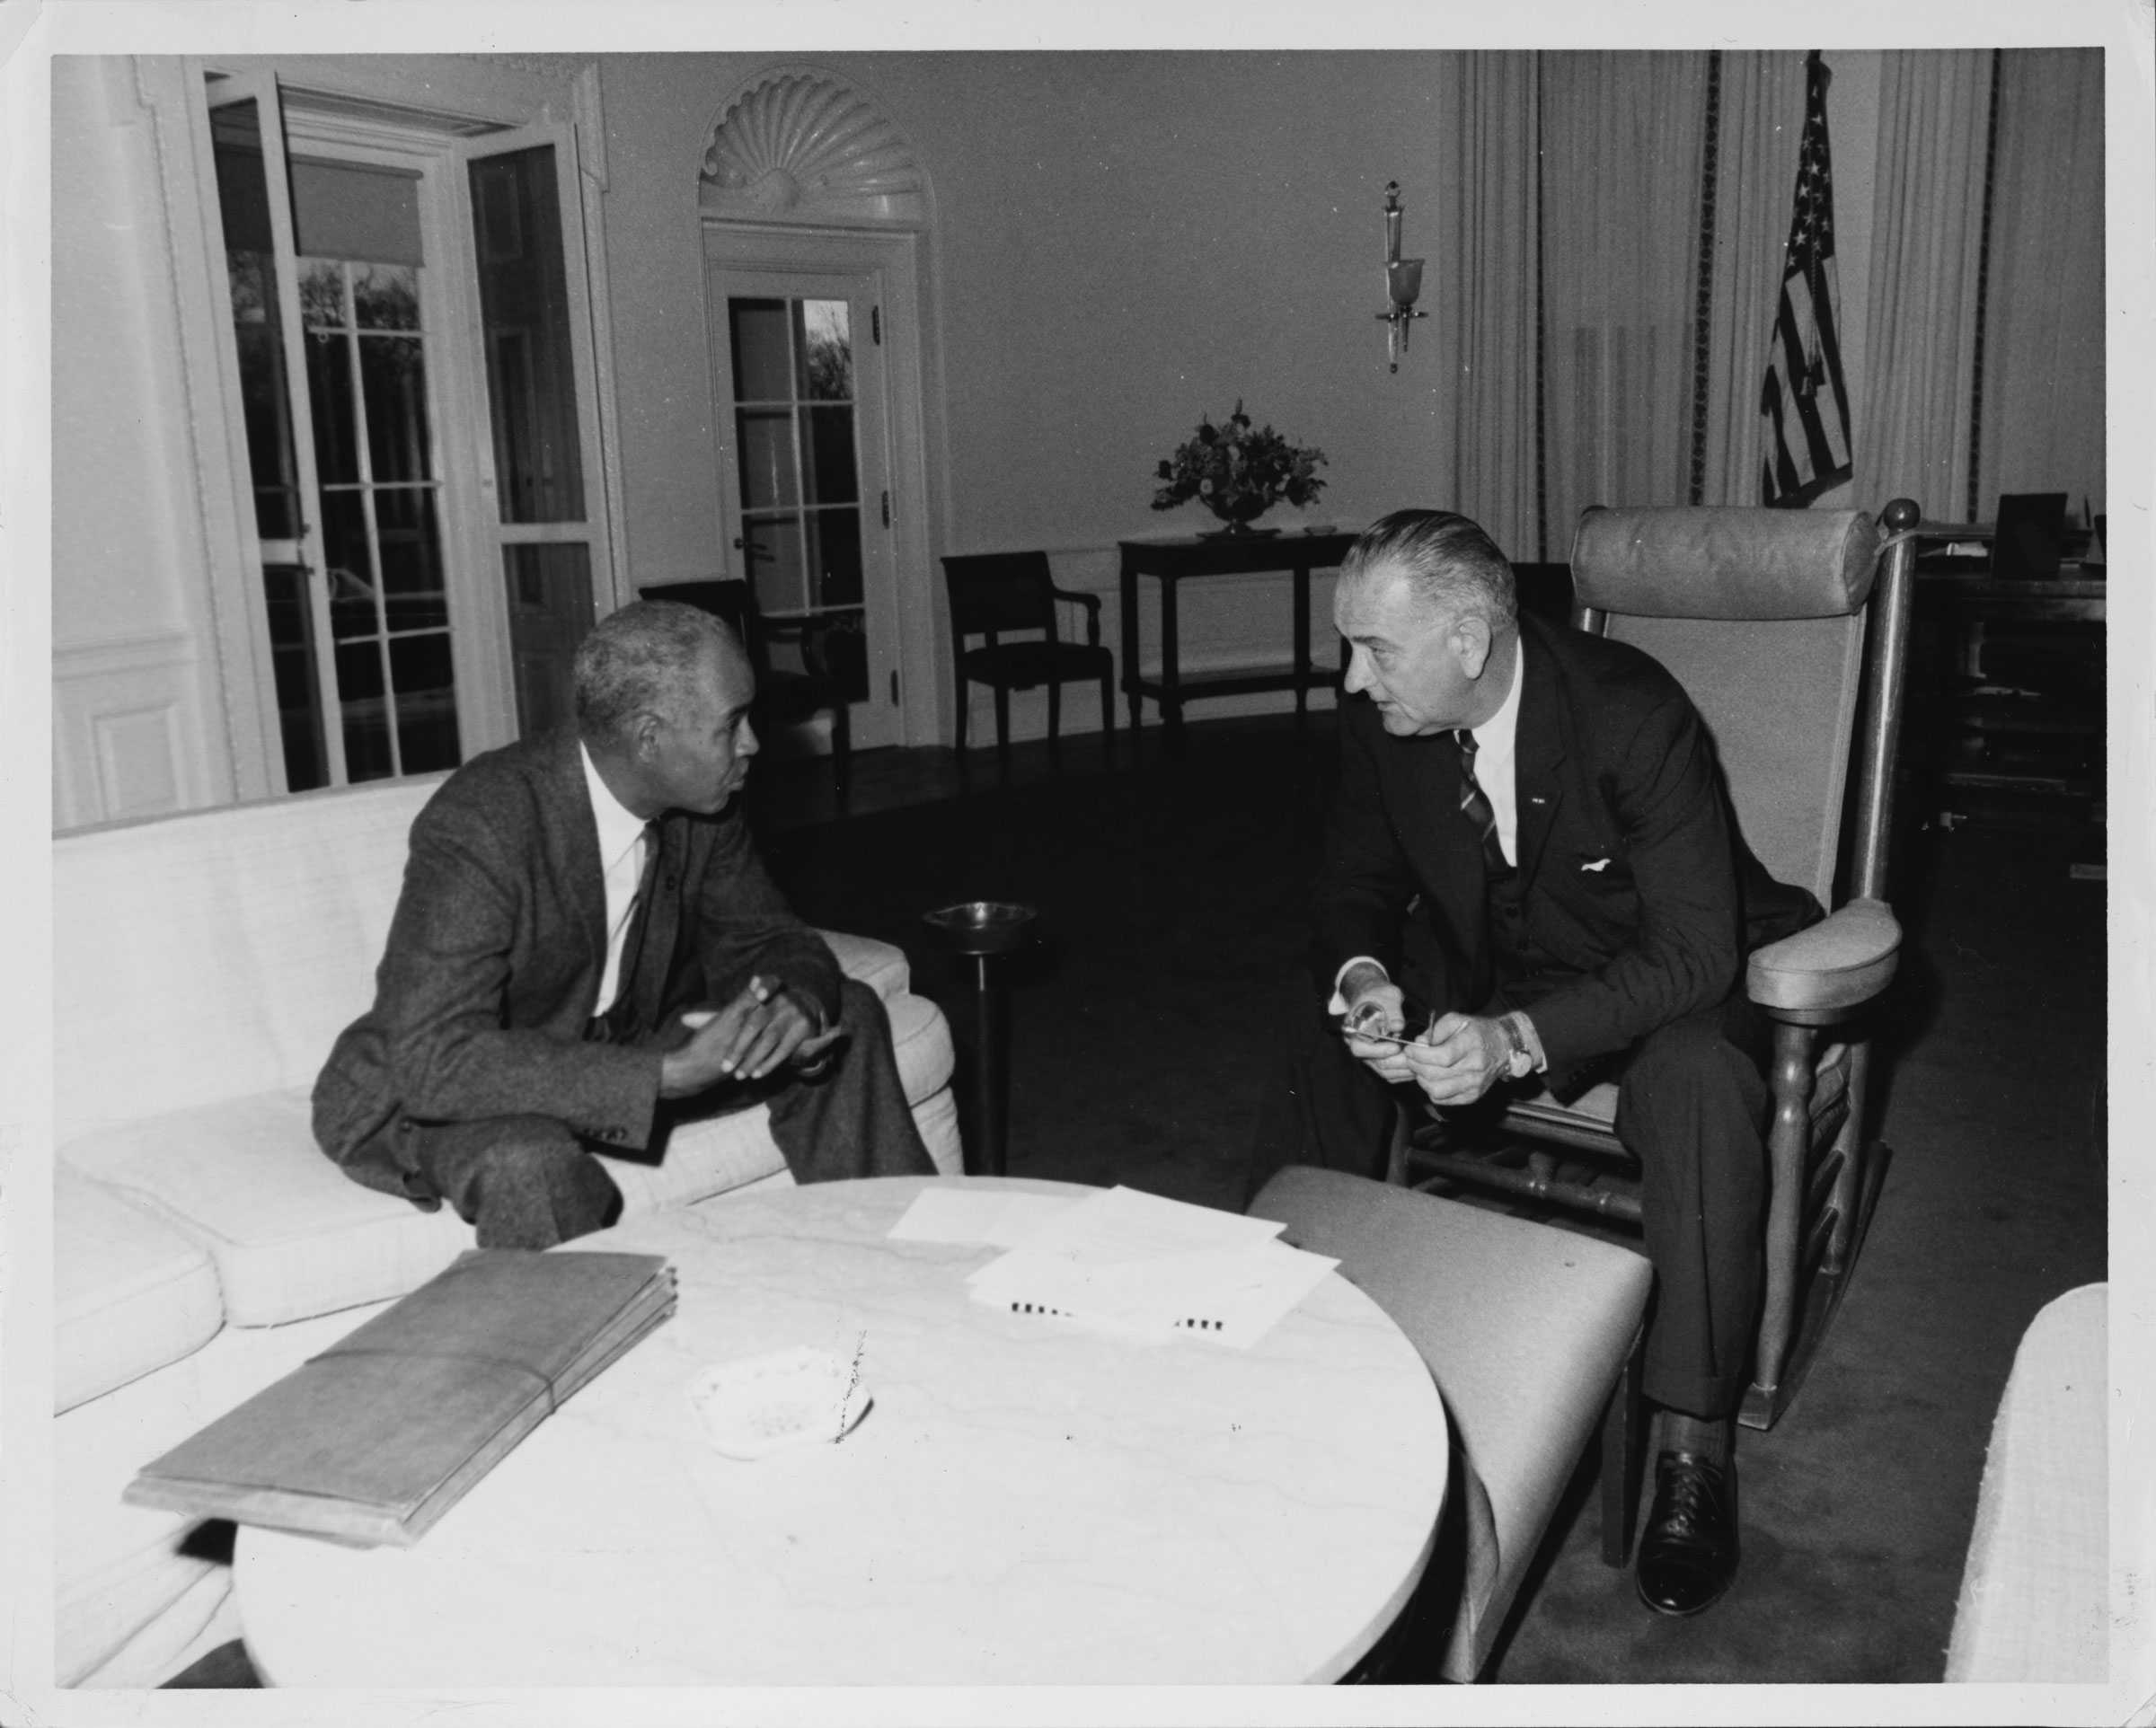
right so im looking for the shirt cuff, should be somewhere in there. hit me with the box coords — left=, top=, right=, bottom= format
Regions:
left=1327, top=956, right=1389, bottom=1017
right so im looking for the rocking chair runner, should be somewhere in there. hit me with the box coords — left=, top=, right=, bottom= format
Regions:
left=1392, top=498, right=1922, bottom=1432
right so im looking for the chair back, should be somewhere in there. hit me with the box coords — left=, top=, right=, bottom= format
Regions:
left=1567, top=504, right=1917, bottom=909
left=941, top=551, right=1058, bottom=643
left=641, top=581, right=770, bottom=676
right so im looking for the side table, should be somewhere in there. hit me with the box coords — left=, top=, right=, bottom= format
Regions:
left=922, top=900, right=1038, bottom=1177
left=1118, top=532, right=1358, bottom=746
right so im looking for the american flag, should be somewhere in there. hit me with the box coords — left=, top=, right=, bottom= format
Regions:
left=1759, top=50, right=1852, bottom=507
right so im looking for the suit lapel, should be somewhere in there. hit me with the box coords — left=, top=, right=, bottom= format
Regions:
left=1511, top=622, right=1568, bottom=889
left=543, top=728, right=611, bottom=1001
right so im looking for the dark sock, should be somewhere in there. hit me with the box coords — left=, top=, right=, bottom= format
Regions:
left=1657, top=1408, right=1734, bottom=1466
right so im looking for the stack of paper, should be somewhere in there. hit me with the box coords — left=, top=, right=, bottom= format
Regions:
left=125, top=1248, right=676, bottom=1547
left=897, top=1185, right=1337, bottom=1349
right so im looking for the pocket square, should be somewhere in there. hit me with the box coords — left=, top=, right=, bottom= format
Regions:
left=1581, top=858, right=1612, bottom=872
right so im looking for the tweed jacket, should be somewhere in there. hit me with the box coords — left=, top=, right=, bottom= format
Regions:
left=313, top=726, right=842, bottom=1196
left=1313, top=610, right=1818, bottom=1081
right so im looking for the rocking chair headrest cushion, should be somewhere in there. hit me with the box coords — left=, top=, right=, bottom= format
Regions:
left=1569, top=506, right=1878, bottom=622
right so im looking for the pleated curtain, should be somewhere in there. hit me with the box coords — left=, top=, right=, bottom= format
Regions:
left=1975, top=49, right=2106, bottom=520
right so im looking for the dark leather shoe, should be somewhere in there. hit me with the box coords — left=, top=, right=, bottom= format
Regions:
left=1636, top=1450, right=1738, bottom=1617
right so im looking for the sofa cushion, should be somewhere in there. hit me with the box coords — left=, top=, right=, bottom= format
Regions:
left=57, top=1168, right=225, bottom=1413
left=57, top=1300, right=392, bottom=1686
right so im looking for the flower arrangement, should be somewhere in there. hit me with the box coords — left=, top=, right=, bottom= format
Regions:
left=1150, top=401, right=1328, bottom=534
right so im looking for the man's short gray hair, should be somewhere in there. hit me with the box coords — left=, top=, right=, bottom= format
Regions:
left=573, top=600, right=739, bottom=744
left=1340, top=509, right=1519, bottom=630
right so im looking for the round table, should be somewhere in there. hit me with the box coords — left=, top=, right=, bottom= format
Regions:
left=235, top=1177, right=1447, bottom=1686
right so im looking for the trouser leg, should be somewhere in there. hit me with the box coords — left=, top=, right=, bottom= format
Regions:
left=1612, top=992, right=1772, bottom=1421
left=399, top=1113, right=624, bottom=1250
left=764, top=978, right=935, bottom=1180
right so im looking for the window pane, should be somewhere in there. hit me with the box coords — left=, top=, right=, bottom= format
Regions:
left=353, top=262, right=419, bottom=331
left=264, top=560, right=328, bottom=792
left=360, top=335, right=431, bottom=483
left=390, top=632, right=462, bottom=773
left=469, top=145, right=585, bottom=523
left=300, top=260, right=346, bottom=330
left=810, top=508, right=863, bottom=608
left=335, top=638, right=395, bottom=783
left=800, top=300, right=851, bottom=401
left=735, top=408, right=797, bottom=510
left=322, top=490, right=378, bottom=640
left=307, top=331, right=359, bottom=485
left=729, top=298, right=792, bottom=401
left=376, top=489, right=447, bottom=631
left=800, top=406, right=858, bottom=505
left=745, top=513, right=805, bottom=615
left=502, top=543, right=594, bottom=736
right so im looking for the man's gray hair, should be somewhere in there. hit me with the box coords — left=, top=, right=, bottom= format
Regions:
left=1340, top=509, right=1518, bottom=629
left=574, top=599, right=740, bottom=743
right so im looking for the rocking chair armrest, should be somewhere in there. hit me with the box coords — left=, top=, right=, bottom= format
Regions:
left=1747, top=897, right=1901, bottom=1020
left=1050, top=584, right=1103, bottom=644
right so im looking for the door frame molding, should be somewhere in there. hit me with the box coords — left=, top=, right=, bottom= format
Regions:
left=701, top=221, right=937, bottom=748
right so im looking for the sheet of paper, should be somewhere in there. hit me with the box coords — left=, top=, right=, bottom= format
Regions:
left=966, top=1185, right=1282, bottom=1282
left=886, top=1188, right=1077, bottom=1248
left=962, top=1186, right=1337, bottom=1350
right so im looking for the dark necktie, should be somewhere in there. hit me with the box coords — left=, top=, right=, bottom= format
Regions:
left=1454, top=730, right=1514, bottom=879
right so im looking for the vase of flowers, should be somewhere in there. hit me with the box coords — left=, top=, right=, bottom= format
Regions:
left=1151, top=401, right=1328, bottom=536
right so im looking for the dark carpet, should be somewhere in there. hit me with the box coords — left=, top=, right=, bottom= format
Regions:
left=166, top=714, right=2107, bottom=1688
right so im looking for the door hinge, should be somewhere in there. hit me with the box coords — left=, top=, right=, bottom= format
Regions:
left=871, top=305, right=882, bottom=345
left=881, top=490, right=891, bottom=528
left=889, top=670, right=900, bottom=705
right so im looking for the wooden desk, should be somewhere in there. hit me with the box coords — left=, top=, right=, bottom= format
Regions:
left=1908, top=542, right=2106, bottom=825
left=1118, top=532, right=1359, bottom=744
left=237, top=1177, right=1448, bottom=1686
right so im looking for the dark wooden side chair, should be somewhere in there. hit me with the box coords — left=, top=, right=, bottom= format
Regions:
left=641, top=581, right=853, bottom=789
left=939, top=551, right=1114, bottom=773
left=1392, top=498, right=1922, bottom=1432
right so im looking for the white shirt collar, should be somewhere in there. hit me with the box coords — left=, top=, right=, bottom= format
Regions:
left=1469, top=630, right=1524, bottom=754
left=579, top=739, right=649, bottom=870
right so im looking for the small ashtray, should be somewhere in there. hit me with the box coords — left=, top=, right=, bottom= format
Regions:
left=923, top=900, right=1038, bottom=957
left=687, top=1347, right=870, bottom=1461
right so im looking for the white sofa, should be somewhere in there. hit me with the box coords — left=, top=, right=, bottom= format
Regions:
left=53, top=775, right=961, bottom=1687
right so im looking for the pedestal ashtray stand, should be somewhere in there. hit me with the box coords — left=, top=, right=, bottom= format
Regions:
left=921, top=901, right=1038, bottom=1177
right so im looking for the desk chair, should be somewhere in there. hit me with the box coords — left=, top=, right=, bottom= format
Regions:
left=1250, top=1166, right=1652, bottom=1682
left=940, top=551, right=1114, bottom=774
left=1393, top=498, right=1922, bottom=1432
left=641, top=582, right=853, bottom=789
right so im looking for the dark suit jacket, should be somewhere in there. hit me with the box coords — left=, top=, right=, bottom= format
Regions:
left=313, top=727, right=842, bottom=1199
left=1314, top=611, right=1818, bottom=1083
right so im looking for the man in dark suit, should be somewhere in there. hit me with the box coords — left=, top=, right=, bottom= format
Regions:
left=1267, top=509, right=1817, bottom=1618
left=314, top=600, right=932, bottom=1250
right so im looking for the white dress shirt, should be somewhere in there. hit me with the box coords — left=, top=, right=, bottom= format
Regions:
left=580, top=743, right=654, bottom=1017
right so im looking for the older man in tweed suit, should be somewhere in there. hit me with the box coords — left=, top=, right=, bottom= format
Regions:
left=313, top=600, right=932, bottom=1248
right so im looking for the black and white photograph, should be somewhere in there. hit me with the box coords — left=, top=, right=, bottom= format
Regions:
left=5, top=2, right=2150, bottom=1723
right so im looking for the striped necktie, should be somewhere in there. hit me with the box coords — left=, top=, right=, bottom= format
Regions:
left=1454, top=730, right=1514, bottom=879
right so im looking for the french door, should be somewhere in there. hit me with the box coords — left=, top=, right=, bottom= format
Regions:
left=706, top=257, right=905, bottom=750
left=201, top=70, right=613, bottom=792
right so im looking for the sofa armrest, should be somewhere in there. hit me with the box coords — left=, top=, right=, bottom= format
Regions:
left=1747, top=897, right=1900, bottom=1018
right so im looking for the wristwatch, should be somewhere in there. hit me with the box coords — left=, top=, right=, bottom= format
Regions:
left=1497, top=1013, right=1536, bottom=1080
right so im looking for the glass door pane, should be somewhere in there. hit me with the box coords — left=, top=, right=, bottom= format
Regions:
left=727, top=295, right=868, bottom=703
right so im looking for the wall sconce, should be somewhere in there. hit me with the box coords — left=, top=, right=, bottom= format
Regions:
left=1378, top=180, right=1427, bottom=374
